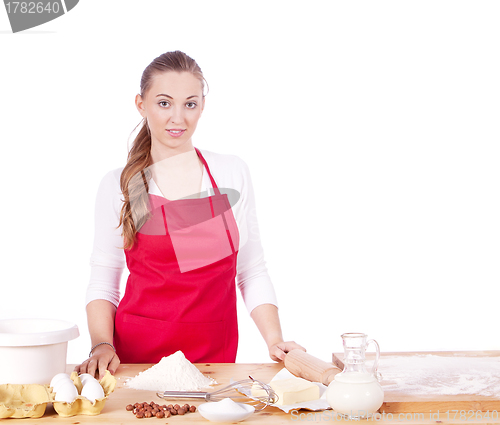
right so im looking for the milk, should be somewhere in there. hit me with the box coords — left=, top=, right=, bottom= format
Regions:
left=326, top=372, right=384, bottom=419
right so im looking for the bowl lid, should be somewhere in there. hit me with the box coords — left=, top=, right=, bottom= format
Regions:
left=0, top=319, right=79, bottom=346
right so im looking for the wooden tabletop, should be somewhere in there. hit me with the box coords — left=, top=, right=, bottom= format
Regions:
left=16, top=352, right=500, bottom=424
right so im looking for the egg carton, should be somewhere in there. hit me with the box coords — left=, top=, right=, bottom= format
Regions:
left=0, top=370, right=116, bottom=418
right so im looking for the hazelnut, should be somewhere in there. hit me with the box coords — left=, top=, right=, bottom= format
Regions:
left=189, top=405, right=197, bottom=412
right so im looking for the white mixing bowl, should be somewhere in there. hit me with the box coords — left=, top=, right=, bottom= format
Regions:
left=0, top=318, right=79, bottom=385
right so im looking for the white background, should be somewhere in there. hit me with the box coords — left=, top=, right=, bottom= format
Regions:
left=0, top=1, right=499, bottom=367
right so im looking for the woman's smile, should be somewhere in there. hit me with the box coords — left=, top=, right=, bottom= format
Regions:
left=166, top=129, right=186, bottom=137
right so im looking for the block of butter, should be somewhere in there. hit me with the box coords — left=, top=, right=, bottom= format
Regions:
left=253, top=378, right=320, bottom=406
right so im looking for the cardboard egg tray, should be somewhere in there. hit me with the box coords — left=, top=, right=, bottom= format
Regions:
left=0, top=371, right=116, bottom=418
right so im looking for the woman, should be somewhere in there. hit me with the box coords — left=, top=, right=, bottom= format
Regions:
left=76, top=51, right=304, bottom=379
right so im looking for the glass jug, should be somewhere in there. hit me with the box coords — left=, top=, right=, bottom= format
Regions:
left=326, top=333, right=384, bottom=419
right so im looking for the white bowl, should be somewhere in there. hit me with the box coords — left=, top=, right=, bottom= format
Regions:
left=198, top=401, right=255, bottom=422
left=0, top=318, right=79, bottom=385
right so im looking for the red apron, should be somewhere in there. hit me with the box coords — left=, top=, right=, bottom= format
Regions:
left=114, top=148, right=239, bottom=364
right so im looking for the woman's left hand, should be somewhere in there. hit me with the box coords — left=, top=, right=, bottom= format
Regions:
left=269, top=340, right=306, bottom=362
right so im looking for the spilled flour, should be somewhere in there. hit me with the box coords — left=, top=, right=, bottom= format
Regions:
left=126, top=351, right=216, bottom=391
left=378, top=354, right=500, bottom=396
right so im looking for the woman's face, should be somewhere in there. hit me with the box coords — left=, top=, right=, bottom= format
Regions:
left=136, top=71, right=205, bottom=160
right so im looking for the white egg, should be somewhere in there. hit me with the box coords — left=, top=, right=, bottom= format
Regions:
left=54, top=381, right=78, bottom=403
left=53, top=377, right=75, bottom=390
left=80, top=380, right=105, bottom=403
left=78, top=373, right=95, bottom=384
left=50, top=373, right=72, bottom=389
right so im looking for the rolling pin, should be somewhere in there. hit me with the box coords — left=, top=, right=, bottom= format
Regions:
left=284, top=349, right=343, bottom=386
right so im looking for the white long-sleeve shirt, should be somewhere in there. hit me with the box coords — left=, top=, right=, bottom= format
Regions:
left=85, top=149, right=278, bottom=314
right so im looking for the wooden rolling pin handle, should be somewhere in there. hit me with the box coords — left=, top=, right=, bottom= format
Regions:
left=284, top=349, right=342, bottom=386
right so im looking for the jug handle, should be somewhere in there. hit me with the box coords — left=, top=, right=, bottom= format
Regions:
left=366, top=339, right=380, bottom=376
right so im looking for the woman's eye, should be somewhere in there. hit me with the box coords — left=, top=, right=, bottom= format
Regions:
left=159, top=101, right=170, bottom=108
left=186, top=102, right=197, bottom=109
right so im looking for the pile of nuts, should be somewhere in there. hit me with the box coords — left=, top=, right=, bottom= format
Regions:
left=126, top=401, right=196, bottom=419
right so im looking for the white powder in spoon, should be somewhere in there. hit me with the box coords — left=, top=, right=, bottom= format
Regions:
left=126, top=350, right=216, bottom=391
left=202, top=398, right=248, bottom=414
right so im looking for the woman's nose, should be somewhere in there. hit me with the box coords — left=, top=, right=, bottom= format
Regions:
left=170, top=106, right=184, bottom=124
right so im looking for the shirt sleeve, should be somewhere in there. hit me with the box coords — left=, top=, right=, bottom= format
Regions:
left=85, top=168, right=126, bottom=307
left=231, top=158, right=279, bottom=314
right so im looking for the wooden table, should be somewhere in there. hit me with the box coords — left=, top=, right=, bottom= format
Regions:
left=17, top=352, right=500, bottom=424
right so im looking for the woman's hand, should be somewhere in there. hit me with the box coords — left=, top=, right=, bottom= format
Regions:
left=269, top=340, right=306, bottom=362
left=74, top=345, right=120, bottom=380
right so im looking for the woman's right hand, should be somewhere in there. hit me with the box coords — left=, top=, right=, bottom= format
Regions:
left=74, top=344, right=120, bottom=380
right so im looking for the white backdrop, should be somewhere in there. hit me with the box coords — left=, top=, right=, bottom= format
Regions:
left=1, top=1, right=499, bottom=366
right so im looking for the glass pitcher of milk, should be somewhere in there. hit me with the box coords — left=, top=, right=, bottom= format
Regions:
left=326, top=333, right=384, bottom=420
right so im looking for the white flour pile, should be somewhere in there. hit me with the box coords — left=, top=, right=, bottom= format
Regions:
left=379, top=354, right=500, bottom=396
left=126, top=351, right=216, bottom=391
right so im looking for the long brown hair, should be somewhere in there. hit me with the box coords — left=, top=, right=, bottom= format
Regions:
left=119, top=51, right=206, bottom=249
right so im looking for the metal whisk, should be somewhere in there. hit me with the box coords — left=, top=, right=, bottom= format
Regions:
left=157, top=376, right=278, bottom=410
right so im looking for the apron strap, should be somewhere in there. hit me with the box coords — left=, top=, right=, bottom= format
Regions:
left=195, top=147, right=222, bottom=196
left=195, top=148, right=236, bottom=254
